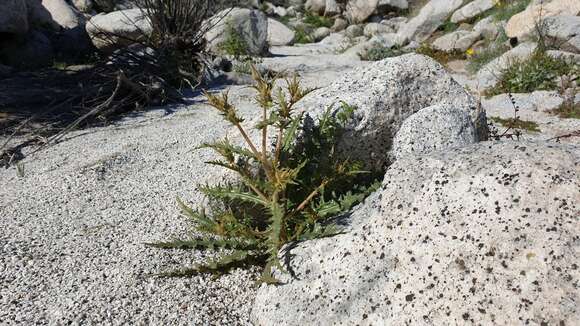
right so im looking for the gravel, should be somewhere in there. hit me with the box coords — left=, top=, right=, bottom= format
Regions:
left=0, top=43, right=366, bottom=325
left=0, top=87, right=263, bottom=325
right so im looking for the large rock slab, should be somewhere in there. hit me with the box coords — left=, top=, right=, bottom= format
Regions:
left=345, top=0, right=379, bottom=24
left=267, top=18, right=295, bottom=46
left=378, top=0, right=408, bottom=10
left=397, top=0, right=463, bottom=43
left=363, top=22, right=394, bottom=37
left=296, top=53, right=487, bottom=170
left=205, top=8, right=269, bottom=56
left=505, top=0, right=580, bottom=40
left=86, top=9, right=152, bottom=52
left=543, top=15, right=580, bottom=53
left=305, top=0, right=326, bottom=15
left=0, top=30, right=54, bottom=69
left=450, top=0, right=495, bottom=24
left=252, top=141, right=580, bottom=325
left=473, top=16, right=502, bottom=40
left=41, top=0, right=82, bottom=29
left=432, top=30, right=481, bottom=52
left=0, top=0, right=28, bottom=34
left=391, top=104, right=478, bottom=160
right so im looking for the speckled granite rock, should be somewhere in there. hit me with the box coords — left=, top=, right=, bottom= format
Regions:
left=205, top=8, right=269, bottom=56
left=432, top=30, right=481, bottom=52
left=391, top=104, right=477, bottom=160
left=252, top=141, right=580, bottom=325
left=296, top=53, right=487, bottom=170
left=396, top=0, right=463, bottom=43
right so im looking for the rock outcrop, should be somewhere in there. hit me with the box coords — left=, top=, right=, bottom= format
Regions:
left=397, top=0, right=464, bottom=43
left=296, top=53, right=487, bottom=170
left=391, top=104, right=478, bottom=160
left=0, top=0, right=29, bottom=34
left=505, top=0, right=580, bottom=40
left=252, top=141, right=580, bottom=325
left=205, top=8, right=269, bottom=56
left=86, top=9, right=152, bottom=52
left=432, top=30, right=480, bottom=52
left=450, top=0, right=495, bottom=24
left=267, top=18, right=295, bottom=46
left=345, top=0, right=379, bottom=24
left=543, top=15, right=580, bottom=53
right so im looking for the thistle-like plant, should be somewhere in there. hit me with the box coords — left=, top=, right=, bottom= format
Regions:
left=149, top=67, right=381, bottom=282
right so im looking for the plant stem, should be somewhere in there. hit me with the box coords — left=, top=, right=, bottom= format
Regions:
left=234, top=122, right=275, bottom=182
left=294, top=180, right=329, bottom=213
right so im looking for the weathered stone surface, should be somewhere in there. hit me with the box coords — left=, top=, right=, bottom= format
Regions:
left=381, top=16, right=407, bottom=31
left=477, top=42, right=537, bottom=91
left=547, top=50, right=580, bottom=62
left=252, top=141, right=580, bottom=325
left=482, top=91, right=565, bottom=113
left=41, top=0, right=83, bottom=29
left=450, top=0, right=494, bottom=24
left=363, top=22, right=394, bottom=37
left=391, top=104, right=478, bottom=160
left=25, top=0, right=57, bottom=30
left=205, top=8, right=269, bottom=56
left=71, top=0, right=93, bottom=13
left=505, top=0, right=580, bottom=40
left=543, top=15, right=580, bottom=53
left=0, top=64, right=14, bottom=79
left=345, top=24, right=364, bottom=38
left=345, top=0, right=379, bottom=24
left=295, top=53, right=486, bottom=170
left=378, top=0, right=408, bottom=10
left=312, top=26, right=331, bottom=41
left=331, top=17, right=348, bottom=31
left=397, top=0, right=463, bottom=43
left=267, top=18, right=295, bottom=46
left=432, top=30, right=481, bottom=52
left=324, top=0, right=340, bottom=16
left=0, top=0, right=28, bottom=34
left=0, top=30, right=54, bottom=69
left=305, top=0, right=326, bottom=14
left=86, top=9, right=152, bottom=52
left=473, top=16, right=501, bottom=40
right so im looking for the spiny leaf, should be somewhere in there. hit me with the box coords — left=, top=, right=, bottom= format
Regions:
left=205, top=91, right=245, bottom=124
left=176, top=196, right=217, bottom=232
left=201, top=186, right=268, bottom=207
left=282, top=115, right=303, bottom=152
left=145, top=237, right=258, bottom=251
left=155, top=251, right=268, bottom=278
left=197, top=138, right=257, bottom=162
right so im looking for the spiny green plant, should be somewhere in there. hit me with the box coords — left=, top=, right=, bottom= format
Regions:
left=303, top=12, right=334, bottom=28
left=149, top=67, right=381, bottom=282
left=438, top=20, right=459, bottom=33
left=219, top=21, right=250, bottom=57
left=232, top=56, right=263, bottom=75
left=361, top=44, right=406, bottom=61
left=491, top=0, right=531, bottom=22
left=490, top=116, right=540, bottom=132
left=486, top=49, right=578, bottom=96
left=294, top=26, right=314, bottom=44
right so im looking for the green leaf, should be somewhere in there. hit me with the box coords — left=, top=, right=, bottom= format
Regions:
left=281, top=115, right=303, bottom=152
left=155, top=251, right=268, bottom=278
left=176, top=196, right=217, bottom=232
left=201, top=186, right=268, bottom=207
left=145, top=237, right=258, bottom=251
